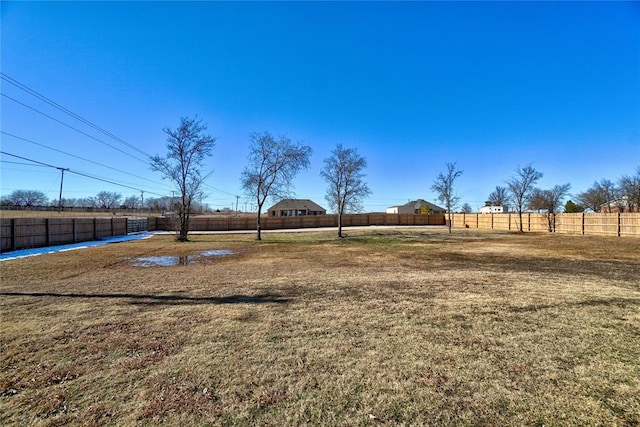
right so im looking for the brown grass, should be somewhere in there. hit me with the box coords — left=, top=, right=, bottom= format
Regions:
left=1, top=228, right=639, bottom=426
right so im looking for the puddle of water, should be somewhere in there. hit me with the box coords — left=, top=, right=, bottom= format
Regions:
left=132, top=255, right=186, bottom=267
left=131, top=249, right=236, bottom=267
left=201, top=249, right=234, bottom=257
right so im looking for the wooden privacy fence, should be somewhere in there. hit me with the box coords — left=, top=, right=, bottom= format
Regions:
left=0, top=217, right=139, bottom=252
left=150, top=213, right=446, bottom=232
left=6, top=212, right=635, bottom=253
left=451, top=212, right=640, bottom=237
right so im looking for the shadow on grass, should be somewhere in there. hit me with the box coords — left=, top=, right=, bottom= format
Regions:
left=0, top=292, right=289, bottom=306
left=510, top=297, right=640, bottom=313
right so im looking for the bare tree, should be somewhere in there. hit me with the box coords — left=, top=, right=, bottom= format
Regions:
left=241, top=131, right=311, bottom=240
left=595, top=179, right=620, bottom=212
left=461, top=202, right=473, bottom=213
left=487, top=186, right=509, bottom=208
left=431, top=162, right=463, bottom=233
left=528, top=184, right=571, bottom=231
left=618, top=167, right=640, bottom=212
left=147, top=196, right=172, bottom=212
left=123, top=195, right=141, bottom=209
left=320, top=144, right=371, bottom=238
left=576, top=186, right=606, bottom=212
left=95, top=191, right=122, bottom=209
left=4, top=190, right=48, bottom=207
left=506, top=164, right=543, bottom=232
left=576, top=179, right=619, bottom=212
left=151, top=116, right=216, bottom=241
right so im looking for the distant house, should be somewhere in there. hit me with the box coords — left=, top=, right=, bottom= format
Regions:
left=479, top=205, right=505, bottom=214
left=600, top=197, right=638, bottom=213
left=267, top=199, right=327, bottom=217
left=386, top=199, right=446, bottom=215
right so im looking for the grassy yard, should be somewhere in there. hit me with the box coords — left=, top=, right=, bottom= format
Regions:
left=1, top=228, right=639, bottom=426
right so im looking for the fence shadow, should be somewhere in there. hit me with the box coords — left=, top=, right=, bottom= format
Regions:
left=509, top=297, right=640, bottom=313
left=0, top=291, right=289, bottom=306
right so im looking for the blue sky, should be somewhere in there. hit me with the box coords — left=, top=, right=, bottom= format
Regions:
left=1, top=1, right=639, bottom=212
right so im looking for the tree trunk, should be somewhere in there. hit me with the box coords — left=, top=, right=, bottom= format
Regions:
left=448, top=212, right=452, bottom=234
left=178, top=209, right=189, bottom=241
left=338, top=212, right=343, bottom=238
left=256, top=207, right=262, bottom=241
left=518, top=210, right=524, bottom=233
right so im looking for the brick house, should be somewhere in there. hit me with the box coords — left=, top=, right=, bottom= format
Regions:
left=385, top=199, right=446, bottom=215
left=267, top=199, right=327, bottom=217
left=600, top=197, right=639, bottom=213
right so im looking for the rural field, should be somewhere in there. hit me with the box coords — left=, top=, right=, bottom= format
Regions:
left=1, top=228, right=639, bottom=426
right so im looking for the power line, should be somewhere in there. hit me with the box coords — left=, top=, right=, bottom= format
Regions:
left=1, top=93, right=150, bottom=164
left=202, top=183, right=237, bottom=197
left=1, top=160, right=51, bottom=168
left=0, top=151, right=60, bottom=169
left=0, top=151, right=166, bottom=197
left=1, top=131, right=168, bottom=189
left=0, top=72, right=153, bottom=159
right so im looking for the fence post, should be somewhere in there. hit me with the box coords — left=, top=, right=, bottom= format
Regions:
left=73, top=218, right=77, bottom=243
left=581, top=213, right=585, bottom=235
left=111, top=217, right=115, bottom=236
left=508, top=213, right=511, bottom=231
left=45, top=218, right=50, bottom=246
left=12, top=218, right=17, bottom=251
left=491, top=214, right=494, bottom=230
left=618, top=212, right=621, bottom=237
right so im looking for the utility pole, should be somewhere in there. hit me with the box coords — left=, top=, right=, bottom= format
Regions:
left=140, top=191, right=144, bottom=210
left=235, top=195, right=239, bottom=212
left=57, top=167, right=69, bottom=212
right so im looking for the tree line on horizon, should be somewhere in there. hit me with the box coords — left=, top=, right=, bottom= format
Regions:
left=0, top=190, right=208, bottom=212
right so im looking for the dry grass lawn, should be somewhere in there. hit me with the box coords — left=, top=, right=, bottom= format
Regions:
left=1, top=228, right=639, bottom=426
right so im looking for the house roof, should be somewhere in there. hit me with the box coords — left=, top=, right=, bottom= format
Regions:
left=600, top=196, right=631, bottom=207
left=268, top=199, right=326, bottom=212
left=399, top=199, right=445, bottom=211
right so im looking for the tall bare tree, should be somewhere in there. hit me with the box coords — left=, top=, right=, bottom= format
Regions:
left=506, top=164, right=542, bottom=232
left=151, top=116, right=216, bottom=241
left=241, top=131, right=311, bottom=240
left=320, top=144, right=371, bottom=238
left=431, top=162, right=463, bottom=233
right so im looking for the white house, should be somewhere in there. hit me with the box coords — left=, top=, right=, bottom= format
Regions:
left=479, top=206, right=504, bottom=214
